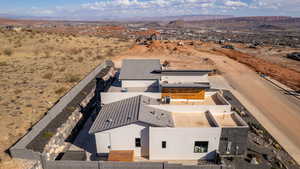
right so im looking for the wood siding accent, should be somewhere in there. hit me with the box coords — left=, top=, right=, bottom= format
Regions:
left=162, top=88, right=205, bottom=100
left=108, top=150, right=135, bottom=162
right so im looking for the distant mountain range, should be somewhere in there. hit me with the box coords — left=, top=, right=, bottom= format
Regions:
left=123, top=15, right=235, bottom=22
left=0, top=13, right=234, bottom=22
left=0, top=14, right=299, bottom=26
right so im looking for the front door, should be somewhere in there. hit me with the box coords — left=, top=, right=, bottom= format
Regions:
left=97, top=133, right=111, bottom=154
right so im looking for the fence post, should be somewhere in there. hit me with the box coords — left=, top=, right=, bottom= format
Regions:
left=98, top=161, right=103, bottom=169
left=40, top=154, right=47, bottom=169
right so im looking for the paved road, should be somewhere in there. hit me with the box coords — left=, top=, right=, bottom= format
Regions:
left=204, top=54, right=300, bottom=164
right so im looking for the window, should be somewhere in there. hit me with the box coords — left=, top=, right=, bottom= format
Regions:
left=135, top=138, right=141, bottom=147
left=221, top=137, right=228, bottom=141
left=226, top=141, right=232, bottom=154
left=194, top=141, right=208, bottom=153
left=162, top=141, right=167, bottom=149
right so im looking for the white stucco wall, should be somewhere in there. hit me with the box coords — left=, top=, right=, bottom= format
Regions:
left=101, top=92, right=161, bottom=104
left=149, top=127, right=222, bottom=160
left=122, top=80, right=158, bottom=88
left=148, top=105, right=231, bottom=114
left=161, top=75, right=209, bottom=83
left=95, top=122, right=149, bottom=157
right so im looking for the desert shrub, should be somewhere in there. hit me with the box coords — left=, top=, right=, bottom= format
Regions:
left=65, top=74, right=81, bottom=83
left=78, top=57, right=84, bottom=62
left=14, top=89, right=22, bottom=94
left=70, top=48, right=81, bottom=55
left=38, top=39, right=46, bottom=43
left=59, top=67, right=66, bottom=72
left=85, top=50, right=93, bottom=57
left=3, top=48, right=13, bottom=56
left=26, top=104, right=32, bottom=107
left=95, top=54, right=103, bottom=60
left=42, top=73, right=53, bottom=79
left=0, top=62, right=8, bottom=66
left=42, top=131, right=54, bottom=139
left=106, top=49, right=115, bottom=57
left=44, top=51, right=51, bottom=58
left=55, top=87, right=67, bottom=95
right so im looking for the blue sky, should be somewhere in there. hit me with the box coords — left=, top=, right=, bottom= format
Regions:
left=0, top=0, right=300, bottom=19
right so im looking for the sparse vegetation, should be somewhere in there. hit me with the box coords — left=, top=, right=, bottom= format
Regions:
left=3, top=48, right=13, bottom=56
left=78, top=56, right=84, bottom=62
left=65, top=73, right=81, bottom=83
left=55, top=87, right=67, bottom=95
left=42, top=131, right=54, bottom=139
left=42, top=73, right=53, bottom=80
left=0, top=29, right=132, bottom=169
left=0, top=62, right=8, bottom=66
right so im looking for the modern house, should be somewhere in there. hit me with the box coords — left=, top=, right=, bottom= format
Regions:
left=89, top=59, right=249, bottom=161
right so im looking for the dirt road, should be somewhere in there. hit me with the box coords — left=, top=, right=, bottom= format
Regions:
left=197, top=52, right=300, bottom=164
left=113, top=41, right=300, bottom=163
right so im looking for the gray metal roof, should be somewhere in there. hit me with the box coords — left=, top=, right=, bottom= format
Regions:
left=160, top=70, right=212, bottom=76
left=119, top=59, right=161, bottom=80
left=89, top=95, right=174, bottom=133
left=161, top=82, right=210, bottom=89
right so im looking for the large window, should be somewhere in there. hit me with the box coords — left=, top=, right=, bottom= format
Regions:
left=194, top=141, right=208, bottom=153
left=135, top=138, right=141, bottom=147
left=162, top=141, right=167, bottom=149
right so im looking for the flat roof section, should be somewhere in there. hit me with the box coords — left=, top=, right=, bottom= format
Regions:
left=119, top=59, right=161, bottom=80
left=169, top=96, right=216, bottom=105
left=172, top=112, right=216, bottom=127
left=213, top=114, right=238, bottom=127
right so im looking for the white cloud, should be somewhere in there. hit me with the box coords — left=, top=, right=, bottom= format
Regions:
left=250, top=0, right=300, bottom=10
left=79, top=0, right=219, bottom=17
left=224, top=0, right=248, bottom=7
left=81, top=0, right=217, bottom=10
left=8, top=0, right=300, bottom=19
left=28, top=7, right=55, bottom=15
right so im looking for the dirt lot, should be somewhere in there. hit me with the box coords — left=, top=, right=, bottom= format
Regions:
left=237, top=45, right=300, bottom=73
left=0, top=29, right=132, bottom=169
left=213, top=47, right=300, bottom=91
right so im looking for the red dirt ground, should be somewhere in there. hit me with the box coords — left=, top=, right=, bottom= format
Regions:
left=214, top=48, right=300, bottom=91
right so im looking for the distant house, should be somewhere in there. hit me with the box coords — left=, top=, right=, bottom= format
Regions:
left=89, top=59, right=249, bottom=161
left=4, top=25, right=22, bottom=32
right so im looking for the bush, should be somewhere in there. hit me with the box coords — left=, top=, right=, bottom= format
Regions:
left=59, top=67, right=66, bottom=72
left=14, top=89, right=22, bottom=94
left=42, top=73, right=53, bottom=79
left=55, top=87, right=67, bottom=95
left=3, top=48, right=13, bottom=56
left=65, top=74, right=81, bottom=83
left=78, top=57, right=84, bottom=62
left=42, top=131, right=54, bottom=139
left=44, top=51, right=51, bottom=58
left=0, top=62, right=8, bottom=66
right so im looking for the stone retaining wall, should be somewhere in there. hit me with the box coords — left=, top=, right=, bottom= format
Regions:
left=9, top=61, right=114, bottom=169
left=45, top=160, right=224, bottom=169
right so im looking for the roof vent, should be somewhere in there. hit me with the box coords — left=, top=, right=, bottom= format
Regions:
left=150, top=111, right=155, bottom=115
left=121, top=88, right=128, bottom=92
left=106, top=119, right=113, bottom=123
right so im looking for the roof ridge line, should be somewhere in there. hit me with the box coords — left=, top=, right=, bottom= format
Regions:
left=137, top=95, right=142, bottom=121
